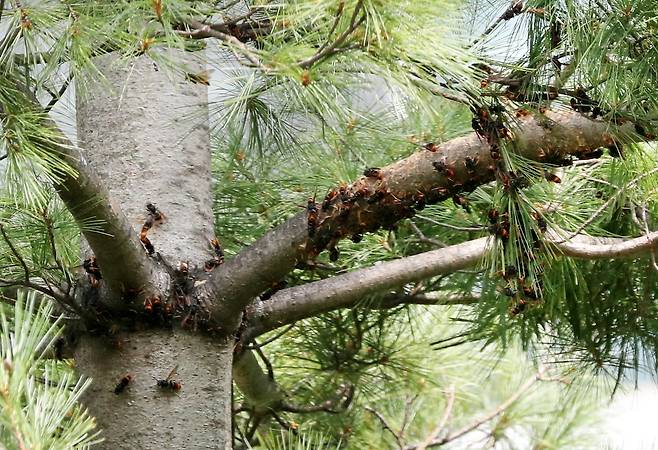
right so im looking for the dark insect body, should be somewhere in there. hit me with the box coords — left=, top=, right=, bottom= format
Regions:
left=307, top=197, right=319, bottom=237
left=114, top=374, right=133, bottom=394
left=363, top=168, right=384, bottom=180
left=83, top=256, right=102, bottom=287
left=155, top=365, right=182, bottom=392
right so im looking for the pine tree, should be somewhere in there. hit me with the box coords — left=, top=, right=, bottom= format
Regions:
left=1, top=0, right=657, bottom=448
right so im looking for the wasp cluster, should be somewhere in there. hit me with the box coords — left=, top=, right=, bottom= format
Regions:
left=488, top=206, right=549, bottom=315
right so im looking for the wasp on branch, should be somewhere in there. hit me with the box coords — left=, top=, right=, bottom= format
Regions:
left=140, top=202, right=165, bottom=255
left=83, top=256, right=102, bottom=288
left=307, top=196, right=319, bottom=237
left=204, top=238, right=225, bottom=272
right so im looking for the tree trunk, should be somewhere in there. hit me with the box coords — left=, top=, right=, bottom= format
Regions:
left=73, top=51, right=233, bottom=449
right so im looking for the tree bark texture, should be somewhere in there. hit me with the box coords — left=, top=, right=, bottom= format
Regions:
left=73, top=50, right=232, bottom=450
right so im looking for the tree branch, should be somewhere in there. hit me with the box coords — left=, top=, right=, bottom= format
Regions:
left=180, top=20, right=264, bottom=68
left=9, top=83, right=160, bottom=307
left=551, top=230, right=658, bottom=259
left=233, top=350, right=285, bottom=411
left=244, top=238, right=488, bottom=337
left=200, top=107, right=637, bottom=333
left=244, top=229, right=658, bottom=336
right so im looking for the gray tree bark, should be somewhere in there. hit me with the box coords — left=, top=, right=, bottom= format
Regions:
left=73, top=51, right=232, bottom=450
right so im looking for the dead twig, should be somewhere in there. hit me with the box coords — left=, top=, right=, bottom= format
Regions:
left=298, top=0, right=365, bottom=69
left=416, top=386, right=456, bottom=450
left=365, top=406, right=404, bottom=449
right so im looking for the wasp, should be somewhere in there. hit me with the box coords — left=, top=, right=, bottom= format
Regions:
left=510, top=299, right=527, bottom=316
left=424, top=142, right=439, bottom=152
left=338, top=184, right=350, bottom=202
left=452, top=195, right=471, bottom=213
left=522, top=285, right=540, bottom=300
left=329, top=246, right=339, bottom=262
left=543, top=171, right=561, bottom=183
left=260, top=280, right=289, bottom=301
left=205, top=238, right=225, bottom=271
left=144, top=295, right=161, bottom=314
left=300, top=70, right=311, bottom=87
left=531, top=211, right=548, bottom=233
left=322, top=189, right=339, bottom=211
left=432, top=159, right=456, bottom=178
left=154, top=365, right=182, bottom=391
left=350, top=233, right=363, bottom=243
left=412, top=192, right=426, bottom=210
left=502, top=286, right=517, bottom=297
left=177, top=261, right=189, bottom=275
left=367, top=188, right=388, bottom=204
left=488, top=209, right=499, bottom=224
left=141, top=236, right=155, bottom=255
left=114, top=374, right=133, bottom=394
left=501, top=0, right=523, bottom=20
left=163, top=302, right=174, bottom=318
left=307, top=197, right=319, bottom=237
left=146, top=203, right=165, bottom=222
left=464, top=155, right=479, bottom=174
left=472, top=117, right=484, bottom=135
left=570, top=87, right=593, bottom=113
left=578, top=148, right=603, bottom=160
left=83, top=256, right=102, bottom=288
left=140, top=203, right=164, bottom=255
left=496, top=265, right=518, bottom=281
left=363, top=168, right=384, bottom=180
left=489, top=219, right=510, bottom=242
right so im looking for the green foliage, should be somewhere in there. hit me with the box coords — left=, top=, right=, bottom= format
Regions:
left=237, top=307, right=607, bottom=449
left=4, top=0, right=658, bottom=447
left=253, top=430, right=339, bottom=450
left=0, top=292, right=99, bottom=449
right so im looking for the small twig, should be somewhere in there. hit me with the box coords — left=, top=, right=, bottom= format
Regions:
left=365, top=406, right=404, bottom=449
left=415, top=214, right=486, bottom=232
left=0, top=223, right=30, bottom=282
left=254, top=346, right=275, bottom=381
left=555, top=167, right=658, bottom=243
left=637, top=203, right=658, bottom=272
left=44, top=72, right=74, bottom=113
left=298, top=0, right=365, bottom=69
left=315, top=1, right=345, bottom=55
left=416, top=386, right=456, bottom=450
left=409, top=222, right=447, bottom=248
left=270, top=411, right=298, bottom=435
left=468, top=1, right=524, bottom=48
left=400, top=393, right=420, bottom=441
left=407, top=75, right=472, bottom=105
left=0, top=153, right=7, bottom=161
left=404, top=370, right=544, bottom=449
left=221, top=6, right=262, bottom=27
left=244, top=414, right=263, bottom=442
left=183, top=20, right=263, bottom=68
left=244, top=323, right=295, bottom=350
left=280, top=383, right=354, bottom=414
left=42, top=209, right=72, bottom=291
